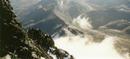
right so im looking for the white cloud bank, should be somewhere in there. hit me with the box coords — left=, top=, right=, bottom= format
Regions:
left=54, top=15, right=130, bottom=59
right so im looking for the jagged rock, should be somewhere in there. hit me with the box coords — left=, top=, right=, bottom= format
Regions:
left=27, top=28, right=54, bottom=52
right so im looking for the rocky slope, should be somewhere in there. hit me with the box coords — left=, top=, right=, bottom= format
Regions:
left=0, top=0, right=73, bottom=59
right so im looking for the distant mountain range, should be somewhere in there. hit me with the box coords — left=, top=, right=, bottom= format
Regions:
left=11, top=0, right=130, bottom=35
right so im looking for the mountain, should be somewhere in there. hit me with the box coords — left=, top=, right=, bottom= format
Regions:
left=0, top=0, right=73, bottom=59
left=11, top=0, right=66, bottom=35
left=86, top=9, right=130, bottom=28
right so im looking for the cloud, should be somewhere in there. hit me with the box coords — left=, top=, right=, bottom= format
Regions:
left=99, top=20, right=130, bottom=32
left=72, top=15, right=93, bottom=30
left=54, top=27, right=129, bottom=59
left=53, top=15, right=130, bottom=59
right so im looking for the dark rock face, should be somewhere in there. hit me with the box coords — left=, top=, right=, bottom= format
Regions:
left=0, top=0, right=73, bottom=59
left=27, top=28, right=55, bottom=52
